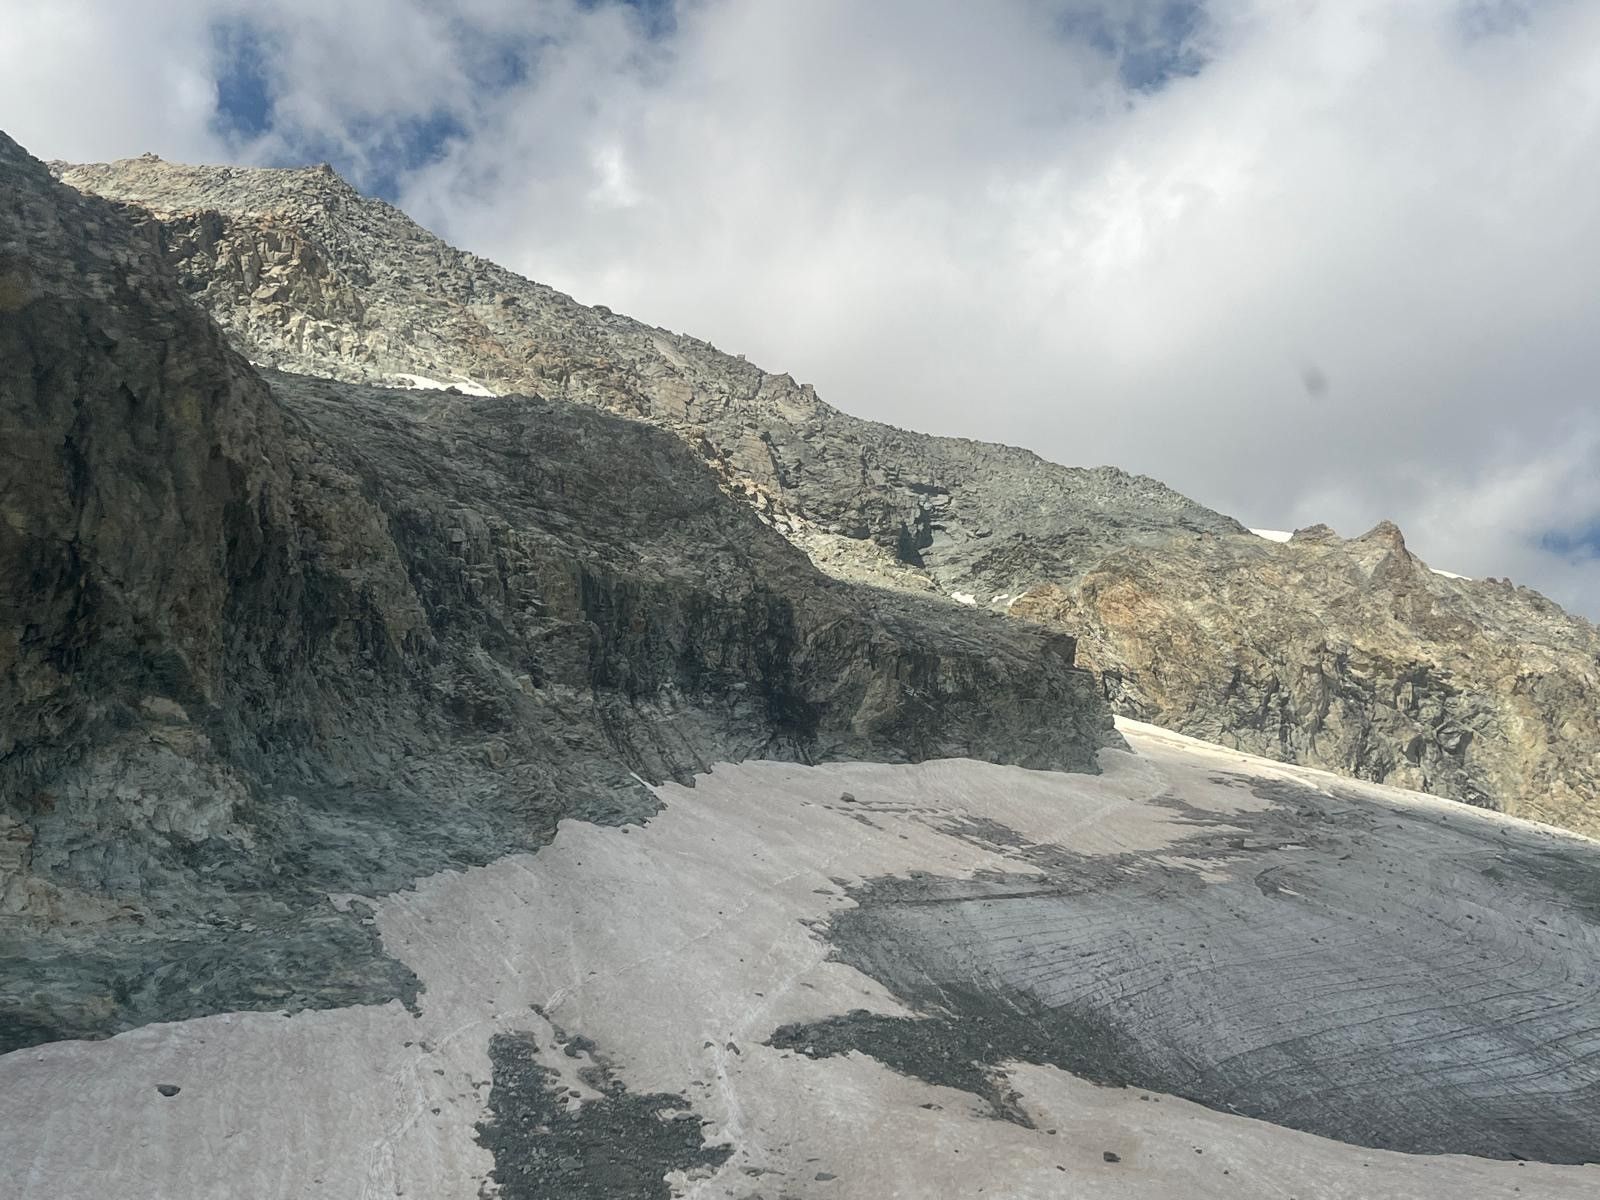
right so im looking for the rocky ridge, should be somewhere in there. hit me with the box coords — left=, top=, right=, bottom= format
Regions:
left=1015, top=521, right=1600, bottom=833
left=0, top=131, right=1112, bottom=1050
left=51, top=154, right=1245, bottom=598
left=52, top=152, right=1600, bottom=836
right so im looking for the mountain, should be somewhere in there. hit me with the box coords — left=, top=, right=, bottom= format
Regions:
left=1017, top=520, right=1600, bottom=832
left=52, top=152, right=1600, bottom=837
left=0, top=131, right=1109, bottom=1050
left=5, top=131, right=1600, bottom=1198
left=52, top=153, right=1243, bottom=594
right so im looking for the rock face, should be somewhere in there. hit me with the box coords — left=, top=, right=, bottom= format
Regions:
left=1013, top=521, right=1600, bottom=836
left=51, top=153, right=1600, bottom=837
left=0, top=131, right=1112, bottom=1051
left=50, top=154, right=1244, bottom=598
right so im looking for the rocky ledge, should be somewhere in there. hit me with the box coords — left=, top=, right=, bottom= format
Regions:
left=1014, top=520, right=1600, bottom=836
left=1, top=131, right=1111, bottom=1051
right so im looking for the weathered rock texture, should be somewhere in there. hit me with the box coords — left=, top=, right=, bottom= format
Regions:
left=52, top=152, right=1600, bottom=836
left=1, top=131, right=1112, bottom=1051
left=49, top=154, right=1243, bottom=598
left=1013, top=522, right=1600, bottom=835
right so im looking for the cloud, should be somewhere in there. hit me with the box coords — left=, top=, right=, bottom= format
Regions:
left=6, top=0, right=1600, bottom=615
left=0, top=1, right=226, bottom=164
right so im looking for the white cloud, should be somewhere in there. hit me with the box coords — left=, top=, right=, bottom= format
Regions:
left=7, top=0, right=1600, bottom=615
left=0, top=1, right=225, bottom=164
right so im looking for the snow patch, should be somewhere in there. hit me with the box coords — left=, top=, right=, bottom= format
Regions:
left=392, top=372, right=497, bottom=398
left=950, top=591, right=978, bottom=606
left=1431, top=568, right=1470, bottom=580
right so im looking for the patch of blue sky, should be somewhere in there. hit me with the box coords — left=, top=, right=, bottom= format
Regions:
left=580, top=0, right=678, bottom=40
left=211, top=20, right=275, bottom=140
left=1052, top=0, right=1208, bottom=92
left=209, top=16, right=467, bottom=200
left=207, top=1, right=680, bottom=198
left=1456, top=0, right=1538, bottom=41
left=1539, top=524, right=1600, bottom=560
left=363, top=110, right=470, bottom=201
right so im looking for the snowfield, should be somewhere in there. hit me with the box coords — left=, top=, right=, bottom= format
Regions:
left=3, top=722, right=1596, bottom=1198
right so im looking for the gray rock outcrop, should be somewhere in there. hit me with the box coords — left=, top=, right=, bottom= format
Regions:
left=1013, top=521, right=1600, bottom=835
left=1, top=131, right=1112, bottom=1051
left=49, top=154, right=1244, bottom=597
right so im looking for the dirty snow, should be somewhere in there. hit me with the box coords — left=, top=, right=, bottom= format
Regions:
left=391, top=372, right=497, bottom=397
left=3, top=725, right=1594, bottom=1199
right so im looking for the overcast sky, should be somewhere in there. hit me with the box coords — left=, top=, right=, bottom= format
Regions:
left=6, top=0, right=1600, bottom=615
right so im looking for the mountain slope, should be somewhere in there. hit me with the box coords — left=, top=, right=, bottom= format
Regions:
left=53, top=152, right=1600, bottom=837
left=51, top=154, right=1244, bottom=596
left=1, top=131, right=1111, bottom=1050
left=1015, top=521, right=1600, bottom=833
